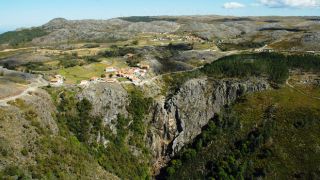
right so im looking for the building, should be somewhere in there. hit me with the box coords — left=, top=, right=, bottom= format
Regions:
left=50, top=75, right=64, bottom=86
left=105, top=67, right=118, bottom=73
left=105, top=78, right=117, bottom=83
left=90, top=76, right=99, bottom=82
left=79, top=80, right=89, bottom=86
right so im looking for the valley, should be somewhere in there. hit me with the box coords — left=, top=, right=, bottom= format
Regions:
left=0, top=15, right=320, bottom=179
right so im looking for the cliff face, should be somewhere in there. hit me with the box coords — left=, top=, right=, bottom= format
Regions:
left=48, top=77, right=269, bottom=174
left=147, top=77, right=270, bottom=170
left=77, top=83, right=129, bottom=134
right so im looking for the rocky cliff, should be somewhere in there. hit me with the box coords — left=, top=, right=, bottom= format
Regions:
left=72, top=77, right=270, bottom=173
left=147, top=77, right=270, bottom=171
left=77, top=83, right=128, bottom=135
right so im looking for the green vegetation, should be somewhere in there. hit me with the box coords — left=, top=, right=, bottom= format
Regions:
left=57, top=62, right=106, bottom=84
left=202, top=53, right=320, bottom=84
left=99, top=46, right=136, bottom=57
left=163, top=86, right=320, bottom=179
left=82, top=44, right=100, bottom=48
left=43, top=87, right=153, bottom=179
left=0, top=28, right=48, bottom=46
left=0, top=98, right=114, bottom=179
left=127, top=89, right=153, bottom=148
left=217, top=41, right=265, bottom=51
left=162, top=70, right=204, bottom=95
left=28, top=136, right=107, bottom=179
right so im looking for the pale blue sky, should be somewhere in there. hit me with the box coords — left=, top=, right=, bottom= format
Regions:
left=0, top=0, right=320, bottom=33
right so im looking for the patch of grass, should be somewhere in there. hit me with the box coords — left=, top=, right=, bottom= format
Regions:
left=0, top=138, right=13, bottom=157
left=0, top=166, right=27, bottom=179
left=57, top=63, right=106, bottom=84
left=28, top=136, right=102, bottom=179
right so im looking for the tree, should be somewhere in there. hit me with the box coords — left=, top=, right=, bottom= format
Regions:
left=132, top=40, right=139, bottom=45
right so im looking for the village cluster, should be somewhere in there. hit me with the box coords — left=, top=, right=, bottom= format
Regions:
left=50, top=63, right=150, bottom=87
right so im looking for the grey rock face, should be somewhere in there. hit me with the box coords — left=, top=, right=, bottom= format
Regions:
left=74, top=76, right=269, bottom=173
left=77, top=83, right=128, bottom=133
left=148, top=77, right=270, bottom=169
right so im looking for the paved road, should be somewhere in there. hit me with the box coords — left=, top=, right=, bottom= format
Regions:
left=0, top=75, right=48, bottom=106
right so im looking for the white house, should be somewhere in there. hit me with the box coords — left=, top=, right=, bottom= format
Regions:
left=105, top=67, right=117, bottom=73
left=50, top=75, right=64, bottom=86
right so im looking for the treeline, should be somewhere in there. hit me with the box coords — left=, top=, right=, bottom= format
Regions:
left=217, top=42, right=265, bottom=51
left=0, top=28, right=48, bottom=46
left=202, top=52, right=320, bottom=84
left=98, top=45, right=136, bottom=58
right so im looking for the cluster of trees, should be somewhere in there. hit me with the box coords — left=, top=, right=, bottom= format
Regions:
left=164, top=106, right=276, bottom=179
left=164, top=110, right=240, bottom=178
left=0, top=28, right=48, bottom=46
left=217, top=42, right=265, bottom=51
left=205, top=107, right=275, bottom=179
left=99, top=46, right=136, bottom=58
left=57, top=53, right=101, bottom=68
left=202, top=53, right=320, bottom=84
left=47, top=87, right=152, bottom=179
left=167, top=43, right=193, bottom=51
left=127, top=90, right=153, bottom=148
left=82, top=44, right=100, bottom=48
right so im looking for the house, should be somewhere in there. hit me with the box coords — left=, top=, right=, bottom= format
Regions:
left=140, top=64, right=150, bottom=70
left=105, top=67, right=117, bottom=73
left=79, top=80, right=89, bottom=86
left=105, top=78, right=117, bottom=83
left=50, top=75, right=64, bottom=86
left=263, top=48, right=274, bottom=52
left=90, top=76, right=99, bottom=82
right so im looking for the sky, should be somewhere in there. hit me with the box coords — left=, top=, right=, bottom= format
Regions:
left=0, top=0, right=320, bottom=33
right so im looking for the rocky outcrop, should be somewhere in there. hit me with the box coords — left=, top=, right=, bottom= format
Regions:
left=77, top=82, right=129, bottom=134
left=74, top=77, right=270, bottom=174
left=148, top=77, right=270, bottom=171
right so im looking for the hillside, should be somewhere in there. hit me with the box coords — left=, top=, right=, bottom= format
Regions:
left=1, top=16, right=320, bottom=51
left=0, top=15, right=320, bottom=179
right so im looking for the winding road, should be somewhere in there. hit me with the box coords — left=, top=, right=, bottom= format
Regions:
left=0, top=75, right=48, bottom=106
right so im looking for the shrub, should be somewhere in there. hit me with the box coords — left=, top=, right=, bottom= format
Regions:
left=21, top=148, right=28, bottom=156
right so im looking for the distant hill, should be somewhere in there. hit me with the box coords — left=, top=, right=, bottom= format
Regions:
left=0, top=15, right=320, bottom=51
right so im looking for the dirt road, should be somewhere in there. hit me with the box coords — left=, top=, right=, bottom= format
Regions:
left=0, top=75, right=48, bottom=106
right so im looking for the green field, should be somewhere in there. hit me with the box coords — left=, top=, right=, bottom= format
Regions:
left=57, top=58, right=127, bottom=84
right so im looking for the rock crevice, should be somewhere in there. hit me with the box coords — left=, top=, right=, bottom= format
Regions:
left=148, top=77, right=270, bottom=171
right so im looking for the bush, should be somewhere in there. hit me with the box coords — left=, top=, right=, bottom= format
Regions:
left=21, top=148, right=28, bottom=156
left=84, top=56, right=101, bottom=63
left=182, top=149, right=197, bottom=161
left=1, top=166, right=25, bottom=178
left=166, top=167, right=176, bottom=176
left=132, top=40, right=139, bottom=45
left=83, top=44, right=100, bottom=48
